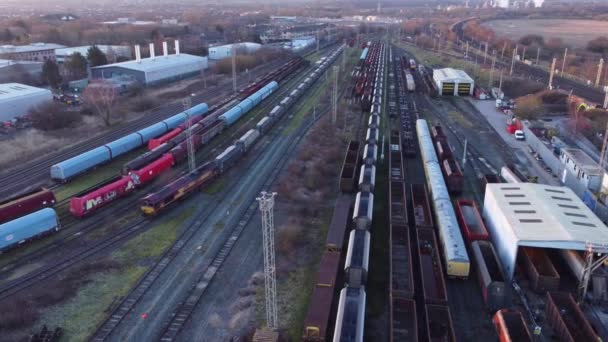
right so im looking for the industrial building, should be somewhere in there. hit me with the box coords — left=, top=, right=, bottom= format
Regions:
left=0, top=83, right=53, bottom=121
left=482, top=183, right=608, bottom=290
left=0, top=43, right=66, bottom=62
left=55, top=45, right=132, bottom=64
left=90, top=44, right=207, bottom=87
left=0, top=60, right=43, bottom=83
left=559, top=148, right=605, bottom=193
left=432, top=68, right=474, bottom=96
left=208, top=42, right=261, bottom=60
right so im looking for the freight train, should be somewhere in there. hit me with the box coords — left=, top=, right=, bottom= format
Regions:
left=139, top=47, right=345, bottom=216
left=416, top=119, right=470, bottom=278
left=333, top=41, right=385, bottom=342
left=0, top=188, right=56, bottom=224
left=352, top=42, right=382, bottom=112
left=0, top=208, right=59, bottom=252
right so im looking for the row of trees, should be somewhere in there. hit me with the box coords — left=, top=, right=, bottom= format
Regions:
left=41, top=46, right=109, bottom=88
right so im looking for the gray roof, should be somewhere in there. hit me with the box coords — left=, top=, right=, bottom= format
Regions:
left=0, top=83, right=50, bottom=102
left=433, top=68, right=474, bottom=83
left=90, top=53, right=206, bottom=73
left=0, top=43, right=66, bottom=54
left=561, top=148, right=602, bottom=175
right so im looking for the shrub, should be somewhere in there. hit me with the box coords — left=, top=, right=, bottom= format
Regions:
left=28, top=101, right=81, bottom=131
left=130, top=95, right=159, bottom=112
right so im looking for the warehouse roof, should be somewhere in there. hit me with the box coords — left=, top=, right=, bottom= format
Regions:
left=483, top=183, right=608, bottom=279
left=90, top=53, right=205, bottom=73
left=561, top=148, right=603, bottom=176
left=55, top=45, right=130, bottom=57
left=0, top=43, right=65, bottom=54
left=0, top=83, right=50, bottom=102
left=432, top=68, right=474, bottom=83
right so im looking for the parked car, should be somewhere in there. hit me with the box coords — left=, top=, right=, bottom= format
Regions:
left=514, top=130, right=525, bottom=141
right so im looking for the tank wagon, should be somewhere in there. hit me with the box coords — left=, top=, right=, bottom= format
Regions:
left=0, top=188, right=56, bottom=224
left=0, top=208, right=59, bottom=252
left=416, top=119, right=470, bottom=278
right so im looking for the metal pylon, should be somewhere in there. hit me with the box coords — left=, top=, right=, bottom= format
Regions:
left=182, top=97, right=196, bottom=173
left=257, top=191, right=278, bottom=330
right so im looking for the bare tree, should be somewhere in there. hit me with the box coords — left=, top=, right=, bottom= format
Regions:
left=82, top=81, right=118, bottom=126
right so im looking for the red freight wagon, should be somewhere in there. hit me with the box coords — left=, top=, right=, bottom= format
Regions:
left=130, top=153, right=175, bottom=185
left=416, top=228, right=448, bottom=305
left=0, top=188, right=56, bottom=224
left=410, top=184, right=434, bottom=229
left=455, top=199, right=490, bottom=242
left=442, top=158, right=464, bottom=194
left=70, top=176, right=136, bottom=217
left=431, top=125, right=448, bottom=143
left=425, top=304, right=456, bottom=342
left=302, top=251, right=341, bottom=341
left=390, top=298, right=417, bottom=342
left=170, top=135, right=204, bottom=164
left=493, top=309, right=533, bottom=342
left=545, top=292, right=600, bottom=342
left=435, top=140, right=452, bottom=161
left=148, top=128, right=182, bottom=150
left=519, top=247, right=560, bottom=293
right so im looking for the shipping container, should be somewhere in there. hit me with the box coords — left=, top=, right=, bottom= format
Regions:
left=50, top=146, right=112, bottom=181
left=492, top=309, right=533, bottom=342
left=326, top=195, right=351, bottom=252
left=519, top=247, right=560, bottom=293
left=390, top=298, right=417, bottom=342
left=129, top=153, right=175, bottom=185
left=302, top=251, right=341, bottom=341
left=345, top=230, right=370, bottom=288
left=545, top=292, right=600, bottom=342
left=410, top=184, right=433, bottom=229
left=416, top=229, right=448, bottom=305
left=425, top=305, right=456, bottom=342
left=0, top=208, right=59, bottom=252
left=0, top=188, right=56, bottom=224
left=471, top=241, right=505, bottom=311
left=353, top=192, right=374, bottom=230
left=455, top=200, right=490, bottom=242
left=442, top=158, right=464, bottom=194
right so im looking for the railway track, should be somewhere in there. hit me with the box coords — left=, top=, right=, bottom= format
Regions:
left=0, top=59, right=290, bottom=199
left=89, top=49, right=339, bottom=340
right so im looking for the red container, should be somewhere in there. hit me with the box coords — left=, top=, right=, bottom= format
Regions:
left=416, top=228, right=448, bottom=305
left=302, top=251, right=341, bottom=341
left=390, top=298, right=418, bottom=342
left=442, top=158, right=464, bottom=194
left=130, top=153, right=174, bottom=185
left=0, top=188, right=56, bottom=224
left=410, top=184, right=433, bottom=229
left=493, top=309, right=533, bottom=342
left=519, top=247, right=560, bottom=293
left=425, top=304, right=456, bottom=342
left=545, top=292, right=600, bottom=342
left=148, top=128, right=183, bottom=150
left=70, top=176, right=136, bottom=217
left=455, top=199, right=490, bottom=242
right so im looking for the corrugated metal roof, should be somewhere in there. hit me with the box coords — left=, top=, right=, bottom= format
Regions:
left=90, top=53, right=206, bottom=73
left=55, top=45, right=131, bottom=58
left=433, top=68, right=474, bottom=83
left=484, top=183, right=608, bottom=250
left=0, top=83, right=51, bottom=101
left=0, top=43, right=65, bottom=54
left=561, top=148, right=602, bottom=175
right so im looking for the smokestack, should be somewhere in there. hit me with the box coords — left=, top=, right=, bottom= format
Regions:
left=135, top=44, right=141, bottom=63
left=175, top=40, right=180, bottom=55
left=149, top=43, right=155, bottom=60
left=163, top=41, right=168, bottom=57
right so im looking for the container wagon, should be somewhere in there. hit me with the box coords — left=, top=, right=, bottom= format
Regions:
left=302, top=251, right=341, bottom=341
left=442, top=158, right=464, bottom=194
left=325, top=194, right=351, bottom=252
left=0, top=188, right=56, bottom=224
left=410, top=184, right=433, bottom=229
left=390, top=298, right=417, bottom=342
left=493, top=309, right=533, bottom=342
left=340, top=141, right=361, bottom=193
left=416, top=228, right=448, bottom=305
left=471, top=241, right=505, bottom=311
left=545, top=292, right=600, bottom=342
left=425, top=304, right=456, bottom=342
left=0, top=208, right=59, bottom=252
left=455, top=199, right=490, bottom=242
left=519, top=247, right=560, bottom=293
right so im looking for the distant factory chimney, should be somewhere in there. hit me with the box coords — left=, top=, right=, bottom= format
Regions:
left=175, top=40, right=180, bottom=55
left=149, top=43, right=155, bottom=60
left=163, top=41, right=168, bottom=57
left=135, top=44, right=141, bottom=63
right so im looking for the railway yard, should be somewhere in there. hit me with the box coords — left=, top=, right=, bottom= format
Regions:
left=2, top=23, right=608, bottom=342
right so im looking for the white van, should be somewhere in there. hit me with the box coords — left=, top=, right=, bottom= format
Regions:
left=514, top=130, right=525, bottom=141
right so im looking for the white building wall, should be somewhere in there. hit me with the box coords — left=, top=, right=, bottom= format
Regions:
left=144, top=58, right=207, bottom=84
left=559, top=150, right=602, bottom=192
left=0, top=88, right=52, bottom=121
